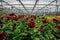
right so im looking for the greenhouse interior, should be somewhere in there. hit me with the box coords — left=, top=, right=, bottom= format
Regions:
left=0, top=0, right=60, bottom=40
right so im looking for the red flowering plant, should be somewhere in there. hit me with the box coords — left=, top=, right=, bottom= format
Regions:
left=9, top=13, right=16, bottom=16
left=0, top=31, right=8, bottom=40
left=57, top=25, right=60, bottom=29
left=55, top=24, right=60, bottom=29
left=6, top=13, right=15, bottom=20
left=18, top=15, right=22, bottom=18
left=6, top=13, right=19, bottom=21
left=28, top=19, right=35, bottom=28
left=13, top=16, right=19, bottom=21
left=23, top=18, right=28, bottom=22
left=52, top=18, right=59, bottom=23
left=30, top=15, right=36, bottom=19
left=0, top=16, right=60, bottom=40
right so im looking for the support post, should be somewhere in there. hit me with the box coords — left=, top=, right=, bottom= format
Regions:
left=55, top=0, right=58, bottom=15
left=0, top=0, right=3, bottom=14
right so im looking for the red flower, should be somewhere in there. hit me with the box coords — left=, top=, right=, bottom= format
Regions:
left=57, top=25, right=60, bottom=29
left=8, top=13, right=20, bottom=20
left=13, top=23, right=16, bottom=30
left=0, top=32, right=7, bottom=40
left=15, top=18, right=19, bottom=21
left=53, top=18, right=59, bottom=23
left=33, top=16, right=36, bottom=19
left=9, top=13, right=16, bottom=16
left=31, top=15, right=36, bottom=19
left=18, top=15, right=24, bottom=18
left=6, top=16, right=11, bottom=20
left=24, top=19, right=28, bottom=22
left=28, top=21, right=35, bottom=28
left=18, top=15, right=22, bottom=18
left=7, top=15, right=19, bottom=21
left=13, top=17, right=19, bottom=21
left=24, top=18, right=28, bottom=22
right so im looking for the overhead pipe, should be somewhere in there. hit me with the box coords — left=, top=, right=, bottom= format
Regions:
left=2, top=4, right=60, bottom=6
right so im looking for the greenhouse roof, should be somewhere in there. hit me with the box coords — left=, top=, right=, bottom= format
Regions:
left=0, top=0, right=60, bottom=13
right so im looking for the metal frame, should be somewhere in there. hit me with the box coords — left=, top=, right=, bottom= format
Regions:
left=55, top=0, right=59, bottom=15
left=2, top=4, right=60, bottom=6
left=39, top=0, right=55, bottom=10
left=35, top=0, right=56, bottom=14
left=18, top=0, right=29, bottom=13
left=2, top=0, right=24, bottom=13
left=0, top=0, right=3, bottom=14
left=0, top=0, right=60, bottom=14
left=31, top=0, right=39, bottom=13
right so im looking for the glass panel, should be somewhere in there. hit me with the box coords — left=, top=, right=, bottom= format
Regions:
left=24, top=5, right=34, bottom=8
left=38, top=0, right=54, bottom=4
left=58, top=6, right=60, bottom=11
left=1, top=0, right=60, bottom=14
left=3, top=5, right=11, bottom=8
left=3, top=0, right=20, bottom=4
left=21, top=0, right=36, bottom=4
left=58, top=0, right=60, bottom=5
